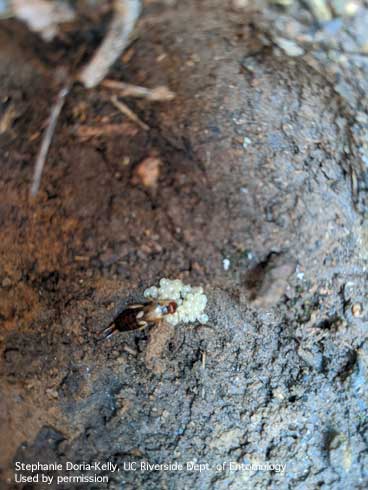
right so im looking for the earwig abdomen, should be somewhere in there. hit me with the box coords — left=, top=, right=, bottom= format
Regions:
left=98, top=299, right=177, bottom=340
left=114, top=306, right=146, bottom=332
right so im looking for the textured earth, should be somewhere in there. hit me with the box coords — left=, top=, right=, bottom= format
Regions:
left=0, top=1, right=368, bottom=489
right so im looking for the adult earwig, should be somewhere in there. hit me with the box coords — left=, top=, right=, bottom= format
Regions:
left=98, top=299, right=177, bottom=340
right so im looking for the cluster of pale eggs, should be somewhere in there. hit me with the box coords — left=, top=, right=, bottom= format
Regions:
left=144, top=278, right=208, bottom=326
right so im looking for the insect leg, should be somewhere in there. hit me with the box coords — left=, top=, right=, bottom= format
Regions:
left=97, top=324, right=118, bottom=341
left=137, top=320, right=148, bottom=330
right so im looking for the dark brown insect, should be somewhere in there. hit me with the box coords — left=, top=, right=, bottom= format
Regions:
left=98, top=299, right=177, bottom=340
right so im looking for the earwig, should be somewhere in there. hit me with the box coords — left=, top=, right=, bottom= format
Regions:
left=98, top=299, right=177, bottom=340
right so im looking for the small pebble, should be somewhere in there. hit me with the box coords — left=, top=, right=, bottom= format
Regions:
left=351, top=303, right=363, bottom=317
left=243, top=137, right=252, bottom=149
left=223, top=258, right=231, bottom=271
left=132, top=156, right=162, bottom=189
left=2, top=277, right=12, bottom=288
left=274, top=37, right=304, bottom=57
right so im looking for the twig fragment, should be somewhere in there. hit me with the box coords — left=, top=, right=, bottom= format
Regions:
left=78, top=0, right=141, bottom=89
left=123, top=344, right=138, bottom=356
left=0, top=103, right=18, bottom=134
left=30, top=83, right=70, bottom=197
left=102, top=79, right=175, bottom=101
left=111, top=95, right=149, bottom=131
left=75, top=123, right=138, bottom=141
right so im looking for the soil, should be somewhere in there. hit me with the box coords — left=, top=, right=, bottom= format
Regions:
left=0, top=1, right=368, bottom=489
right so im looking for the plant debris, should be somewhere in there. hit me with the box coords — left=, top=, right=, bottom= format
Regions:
left=75, top=122, right=138, bottom=142
left=132, top=155, right=162, bottom=189
left=78, top=0, right=141, bottom=89
left=102, top=79, right=175, bottom=101
left=30, top=82, right=70, bottom=197
left=0, top=102, right=17, bottom=134
left=110, top=95, right=149, bottom=131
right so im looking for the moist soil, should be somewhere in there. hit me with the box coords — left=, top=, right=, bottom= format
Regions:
left=0, top=1, right=368, bottom=489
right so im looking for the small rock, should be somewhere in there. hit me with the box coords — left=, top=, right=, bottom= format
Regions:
left=46, top=388, right=59, bottom=399
left=274, top=37, right=304, bottom=57
left=251, top=257, right=296, bottom=308
left=223, top=258, right=231, bottom=271
left=243, top=136, right=252, bottom=149
left=132, top=156, right=162, bottom=189
left=351, top=303, right=363, bottom=317
left=2, top=277, right=12, bottom=288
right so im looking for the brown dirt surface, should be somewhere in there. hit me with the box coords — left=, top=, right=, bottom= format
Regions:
left=1, top=1, right=368, bottom=489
